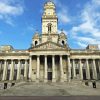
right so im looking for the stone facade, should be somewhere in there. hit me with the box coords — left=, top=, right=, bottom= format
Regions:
left=0, top=1, right=100, bottom=84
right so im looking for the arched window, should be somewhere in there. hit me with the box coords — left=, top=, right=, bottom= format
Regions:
left=35, top=41, right=38, bottom=46
left=62, top=40, right=65, bottom=45
left=48, top=23, right=52, bottom=33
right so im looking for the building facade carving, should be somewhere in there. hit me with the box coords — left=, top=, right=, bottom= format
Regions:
left=0, top=1, right=100, bottom=83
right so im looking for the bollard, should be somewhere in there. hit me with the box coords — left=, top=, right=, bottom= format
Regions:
left=92, top=81, right=96, bottom=88
left=11, top=83, right=15, bottom=87
left=85, top=81, right=89, bottom=86
left=4, top=83, right=7, bottom=89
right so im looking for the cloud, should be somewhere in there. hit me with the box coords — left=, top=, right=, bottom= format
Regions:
left=77, top=42, right=87, bottom=48
left=58, top=9, right=70, bottom=24
left=0, top=2, right=23, bottom=15
left=27, top=24, right=35, bottom=32
left=0, top=0, right=24, bottom=26
left=54, top=0, right=70, bottom=24
left=71, top=0, right=100, bottom=48
left=0, top=31, right=2, bottom=34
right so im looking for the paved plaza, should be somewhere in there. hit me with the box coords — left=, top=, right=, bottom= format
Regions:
left=0, top=81, right=100, bottom=96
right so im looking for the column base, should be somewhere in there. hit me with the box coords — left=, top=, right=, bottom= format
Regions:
left=68, top=79, right=71, bottom=82
left=52, top=78, right=56, bottom=82
left=36, top=79, right=39, bottom=83
left=9, top=79, right=13, bottom=81
left=28, top=79, right=32, bottom=82
left=44, top=79, right=48, bottom=83
left=60, top=79, right=64, bottom=82
left=24, top=77, right=27, bottom=81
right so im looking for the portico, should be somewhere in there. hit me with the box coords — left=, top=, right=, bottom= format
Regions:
left=29, top=53, right=70, bottom=83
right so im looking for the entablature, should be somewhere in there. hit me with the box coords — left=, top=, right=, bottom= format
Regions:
left=30, top=50, right=70, bottom=56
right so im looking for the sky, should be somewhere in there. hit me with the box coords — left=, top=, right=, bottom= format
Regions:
left=0, top=0, right=100, bottom=50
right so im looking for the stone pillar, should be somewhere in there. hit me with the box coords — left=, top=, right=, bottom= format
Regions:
left=36, top=56, right=40, bottom=82
left=86, top=59, right=90, bottom=80
left=68, top=56, right=71, bottom=82
left=98, top=60, right=100, bottom=74
left=9, top=60, right=14, bottom=80
left=72, top=59, right=76, bottom=79
left=79, top=59, right=83, bottom=80
left=17, top=60, right=21, bottom=80
left=0, top=61, right=2, bottom=73
left=60, top=55, right=64, bottom=82
left=92, top=59, right=97, bottom=80
left=29, top=56, right=32, bottom=80
left=52, top=55, right=56, bottom=82
left=24, top=59, right=28, bottom=80
left=44, top=55, right=48, bottom=83
left=0, top=61, right=2, bottom=80
left=2, top=60, right=7, bottom=81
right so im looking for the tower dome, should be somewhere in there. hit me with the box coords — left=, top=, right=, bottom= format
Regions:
left=44, top=1, right=55, bottom=9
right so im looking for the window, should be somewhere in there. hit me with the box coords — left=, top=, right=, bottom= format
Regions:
left=48, top=23, right=52, bottom=33
left=35, top=41, right=38, bottom=46
left=62, top=40, right=65, bottom=45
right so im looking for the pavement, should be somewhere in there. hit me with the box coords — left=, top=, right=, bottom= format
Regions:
left=0, top=81, right=100, bottom=96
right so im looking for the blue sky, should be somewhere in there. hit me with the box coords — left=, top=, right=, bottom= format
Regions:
left=0, top=0, right=100, bottom=49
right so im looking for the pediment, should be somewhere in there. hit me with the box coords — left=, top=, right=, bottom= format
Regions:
left=30, top=41, right=67, bottom=50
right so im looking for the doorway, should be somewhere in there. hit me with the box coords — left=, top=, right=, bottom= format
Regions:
left=48, top=72, right=52, bottom=80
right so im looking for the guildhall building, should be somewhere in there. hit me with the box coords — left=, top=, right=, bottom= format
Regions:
left=0, top=1, right=100, bottom=84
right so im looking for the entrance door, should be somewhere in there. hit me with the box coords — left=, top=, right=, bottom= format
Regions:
left=48, top=72, right=52, bottom=80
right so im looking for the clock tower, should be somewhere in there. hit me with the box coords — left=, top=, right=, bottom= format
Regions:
left=41, top=1, right=59, bottom=43
left=42, top=1, right=58, bottom=34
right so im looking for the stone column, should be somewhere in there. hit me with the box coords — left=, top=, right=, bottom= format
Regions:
left=92, top=59, right=97, bottom=80
left=29, top=56, right=32, bottom=80
left=2, top=60, right=7, bottom=81
left=79, top=59, right=83, bottom=80
left=9, top=60, right=14, bottom=80
left=98, top=60, right=100, bottom=79
left=68, top=56, right=71, bottom=82
left=86, top=59, right=90, bottom=80
left=0, top=61, right=2, bottom=80
left=52, top=55, right=56, bottom=82
left=98, top=60, right=100, bottom=74
left=36, top=55, right=40, bottom=82
left=44, top=55, right=48, bottom=83
left=0, top=61, right=2, bottom=73
left=60, top=55, right=64, bottom=82
left=24, top=59, right=28, bottom=80
left=17, top=60, right=21, bottom=80
left=72, top=59, right=76, bottom=79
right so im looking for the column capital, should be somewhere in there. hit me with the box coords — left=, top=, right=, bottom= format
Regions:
left=67, top=55, right=70, bottom=57
left=11, top=59, right=14, bottom=61
left=25, top=59, right=28, bottom=61
left=60, top=55, right=63, bottom=57
left=29, top=55, right=32, bottom=57
left=52, top=55, right=55, bottom=57
left=86, top=59, right=88, bottom=60
left=45, top=55, right=47, bottom=57
left=71, top=58, right=74, bottom=60
left=18, top=59, right=21, bottom=61
left=85, top=59, right=89, bottom=62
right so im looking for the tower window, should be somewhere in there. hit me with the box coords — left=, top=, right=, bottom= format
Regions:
left=35, top=41, right=38, bottom=46
left=62, top=40, right=65, bottom=45
left=48, top=23, right=52, bottom=33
